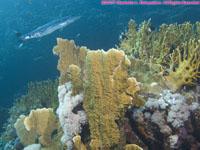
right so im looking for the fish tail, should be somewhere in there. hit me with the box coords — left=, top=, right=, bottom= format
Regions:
left=13, top=31, right=25, bottom=48
left=18, top=37, right=25, bottom=48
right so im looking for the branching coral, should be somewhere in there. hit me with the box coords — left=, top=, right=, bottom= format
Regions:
left=119, top=19, right=138, bottom=56
left=119, top=19, right=200, bottom=91
left=197, top=21, right=200, bottom=40
left=120, top=19, right=154, bottom=60
left=165, top=40, right=200, bottom=91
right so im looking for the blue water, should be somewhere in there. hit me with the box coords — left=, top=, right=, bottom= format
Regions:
left=0, top=0, right=200, bottom=108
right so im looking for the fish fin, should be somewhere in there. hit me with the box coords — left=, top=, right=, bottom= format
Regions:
left=14, top=30, right=25, bottom=45
left=18, top=43, right=24, bottom=48
left=13, top=30, right=22, bottom=37
left=16, top=32, right=22, bottom=37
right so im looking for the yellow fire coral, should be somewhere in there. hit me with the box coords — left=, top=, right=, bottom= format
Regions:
left=119, top=19, right=200, bottom=91
left=53, top=39, right=145, bottom=149
left=90, top=139, right=102, bottom=150
left=125, top=144, right=143, bottom=150
left=69, top=64, right=83, bottom=96
left=119, top=19, right=137, bottom=55
left=14, top=115, right=37, bottom=146
left=73, top=133, right=87, bottom=150
left=73, top=134, right=101, bottom=150
left=197, top=22, right=200, bottom=40
left=83, top=49, right=140, bottom=148
left=129, top=57, right=168, bottom=94
left=165, top=40, right=200, bottom=91
left=53, top=38, right=87, bottom=85
left=24, top=108, right=58, bottom=146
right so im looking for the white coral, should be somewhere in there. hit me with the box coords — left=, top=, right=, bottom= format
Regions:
left=151, top=111, right=165, bottom=128
left=168, top=135, right=178, bottom=148
left=133, top=90, right=198, bottom=129
left=57, top=82, right=87, bottom=150
left=23, top=144, right=41, bottom=150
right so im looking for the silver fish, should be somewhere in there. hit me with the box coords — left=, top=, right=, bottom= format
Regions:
left=16, top=16, right=81, bottom=47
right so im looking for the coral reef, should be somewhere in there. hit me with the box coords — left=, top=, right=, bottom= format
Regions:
left=54, top=39, right=145, bottom=150
left=2, top=19, right=200, bottom=150
left=131, top=90, right=200, bottom=149
left=119, top=19, right=200, bottom=91
left=0, top=79, right=59, bottom=149
left=14, top=108, right=64, bottom=150
left=115, top=19, right=200, bottom=150
left=72, top=134, right=143, bottom=150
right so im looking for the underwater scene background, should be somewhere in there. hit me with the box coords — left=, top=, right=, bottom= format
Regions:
left=1, top=0, right=200, bottom=149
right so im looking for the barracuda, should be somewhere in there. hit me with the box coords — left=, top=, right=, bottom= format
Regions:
left=16, top=16, right=81, bottom=47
